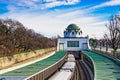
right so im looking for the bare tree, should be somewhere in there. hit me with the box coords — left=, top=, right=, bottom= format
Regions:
left=0, top=18, right=57, bottom=57
left=104, top=15, right=120, bottom=57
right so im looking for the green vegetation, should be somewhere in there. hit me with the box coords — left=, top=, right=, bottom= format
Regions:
left=89, top=38, right=97, bottom=49
left=0, top=51, right=66, bottom=76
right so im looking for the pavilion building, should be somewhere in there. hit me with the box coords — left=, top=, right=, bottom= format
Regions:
left=57, top=24, right=91, bottom=51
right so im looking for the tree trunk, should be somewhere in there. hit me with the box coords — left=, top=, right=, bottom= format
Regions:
left=113, top=50, right=117, bottom=58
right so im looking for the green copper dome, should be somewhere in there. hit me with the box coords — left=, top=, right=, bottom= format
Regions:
left=66, top=24, right=80, bottom=32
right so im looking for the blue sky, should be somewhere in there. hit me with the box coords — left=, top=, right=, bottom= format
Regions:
left=0, top=0, right=120, bottom=39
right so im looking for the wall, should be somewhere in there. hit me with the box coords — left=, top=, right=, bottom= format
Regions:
left=83, top=53, right=94, bottom=80
left=57, top=37, right=91, bottom=51
left=0, top=48, right=55, bottom=69
left=25, top=52, right=67, bottom=80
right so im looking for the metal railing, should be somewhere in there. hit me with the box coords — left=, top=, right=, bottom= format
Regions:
left=83, top=54, right=94, bottom=80
left=25, top=54, right=67, bottom=80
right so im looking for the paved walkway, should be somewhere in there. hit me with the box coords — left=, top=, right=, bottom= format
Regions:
left=83, top=50, right=120, bottom=80
left=95, top=47, right=120, bottom=53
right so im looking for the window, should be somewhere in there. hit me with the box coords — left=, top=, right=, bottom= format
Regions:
left=59, top=43, right=64, bottom=50
left=72, top=32, right=74, bottom=35
left=67, top=41, right=79, bottom=47
left=66, top=32, right=67, bottom=35
left=82, top=43, right=88, bottom=49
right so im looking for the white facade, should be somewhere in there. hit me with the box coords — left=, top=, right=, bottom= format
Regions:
left=64, top=30, right=82, bottom=38
left=57, top=24, right=91, bottom=51
left=57, top=37, right=91, bottom=51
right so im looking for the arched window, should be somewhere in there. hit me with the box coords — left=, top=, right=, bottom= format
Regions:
left=66, top=32, right=67, bottom=35
left=72, top=32, right=74, bottom=35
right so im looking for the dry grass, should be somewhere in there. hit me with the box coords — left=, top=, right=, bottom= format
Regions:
left=0, top=50, right=55, bottom=70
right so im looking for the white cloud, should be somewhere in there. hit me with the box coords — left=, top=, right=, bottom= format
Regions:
left=65, top=0, right=79, bottom=5
left=91, top=0, right=120, bottom=9
left=45, top=0, right=56, bottom=2
left=3, top=0, right=80, bottom=11
left=41, top=0, right=80, bottom=9
left=41, top=1, right=65, bottom=9
left=0, top=7, right=107, bottom=39
left=57, top=10, right=84, bottom=18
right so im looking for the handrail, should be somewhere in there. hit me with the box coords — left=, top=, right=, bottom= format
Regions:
left=24, top=52, right=67, bottom=80
left=82, top=51, right=95, bottom=80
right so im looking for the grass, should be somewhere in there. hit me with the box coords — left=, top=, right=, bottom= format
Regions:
left=0, top=48, right=45, bottom=58
left=0, top=51, right=66, bottom=76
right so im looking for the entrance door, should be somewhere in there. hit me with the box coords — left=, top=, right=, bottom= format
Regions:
left=83, top=43, right=88, bottom=50
left=59, top=43, right=64, bottom=51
